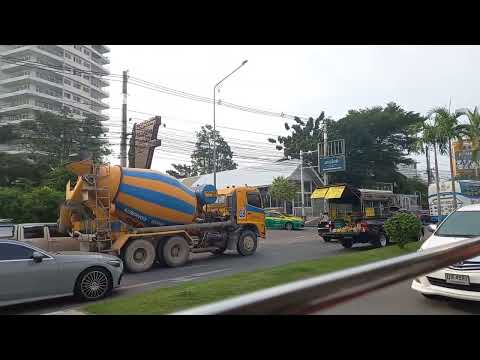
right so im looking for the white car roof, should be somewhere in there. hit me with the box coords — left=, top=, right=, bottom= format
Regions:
left=457, top=204, right=480, bottom=212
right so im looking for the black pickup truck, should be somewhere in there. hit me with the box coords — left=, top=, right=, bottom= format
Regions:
left=320, top=219, right=389, bottom=248
left=319, top=217, right=424, bottom=249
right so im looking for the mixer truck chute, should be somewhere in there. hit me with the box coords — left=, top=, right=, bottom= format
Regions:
left=58, top=160, right=265, bottom=273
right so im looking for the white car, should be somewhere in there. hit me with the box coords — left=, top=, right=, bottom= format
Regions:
left=412, top=204, right=480, bottom=301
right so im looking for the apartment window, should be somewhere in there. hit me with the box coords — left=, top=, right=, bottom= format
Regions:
left=64, top=78, right=71, bottom=85
left=83, top=49, right=90, bottom=56
left=82, top=86, right=89, bottom=93
left=64, top=92, right=71, bottom=99
left=65, top=52, right=72, bottom=59
left=73, top=81, right=81, bottom=89
left=84, top=61, right=90, bottom=68
left=83, top=74, right=90, bottom=81
left=73, top=95, right=80, bottom=102
left=74, top=45, right=82, bottom=51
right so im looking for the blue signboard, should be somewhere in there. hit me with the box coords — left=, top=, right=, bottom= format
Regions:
left=320, top=155, right=346, bottom=173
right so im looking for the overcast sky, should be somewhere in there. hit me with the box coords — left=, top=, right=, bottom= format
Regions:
left=104, top=45, right=480, bottom=179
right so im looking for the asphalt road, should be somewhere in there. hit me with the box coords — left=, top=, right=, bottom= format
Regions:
left=5, top=226, right=480, bottom=315
left=2, top=227, right=345, bottom=315
left=318, top=280, right=480, bottom=315
left=318, top=228, right=480, bottom=315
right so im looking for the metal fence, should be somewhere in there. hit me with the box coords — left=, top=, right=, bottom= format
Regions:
left=172, top=237, right=480, bottom=315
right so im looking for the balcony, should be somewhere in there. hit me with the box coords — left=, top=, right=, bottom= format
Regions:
left=91, top=45, right=110, bottom=54
left=36, top=45, right=64, bottom=59
left=91, top=53, right=110, bottom=66
left=0, top=45, right=34, bottom=56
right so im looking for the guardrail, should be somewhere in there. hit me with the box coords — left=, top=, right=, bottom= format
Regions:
left=172, top=237, right=480, bottom=315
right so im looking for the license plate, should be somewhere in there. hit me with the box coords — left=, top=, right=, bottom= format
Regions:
left=445, top=273, right=470, bottom=285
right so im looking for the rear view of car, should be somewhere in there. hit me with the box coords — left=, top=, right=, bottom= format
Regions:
left=412, top=205, right=480, bottom=301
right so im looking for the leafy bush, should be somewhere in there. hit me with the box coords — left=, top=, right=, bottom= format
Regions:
left=0, top=186, right=64, bottom=223
left=384, top=213, right=422, bottom=248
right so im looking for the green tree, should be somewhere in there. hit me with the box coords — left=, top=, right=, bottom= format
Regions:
left=268, top=113, right=331, bottom=166
left=18, top=110, right=110, bottom=167
left=269, top=176, right=297, bottom=211
left=167, top=124, right=237, bottom=177
left=269, top=103, right=425, bottom=188
left=426, top=106, right=462, bottom=208
left=166, top=164, right=198, bottom=179
left=330, top=103, right=424, bottom=187
left=420, top=122, right=444, bottom=216
left=457, top=106, right=480, bottom=177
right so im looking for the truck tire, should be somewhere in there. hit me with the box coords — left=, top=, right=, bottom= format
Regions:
left=341, top=239, right=353, bottom=249
left=237, top=230, right=258, bottom=256
left=123, top=239, right=156, bottom=273
left=161, top=236, right=190, bottom=268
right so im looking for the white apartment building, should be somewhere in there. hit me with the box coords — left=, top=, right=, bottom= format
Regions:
left=0, top=45, right=110, bottom=130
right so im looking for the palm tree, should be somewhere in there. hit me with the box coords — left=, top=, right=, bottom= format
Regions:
left=457, top=106, right=480, bottom=177
left=426, top=107, right=462, bottom=210
left=422, top=123, right=443, bottom=217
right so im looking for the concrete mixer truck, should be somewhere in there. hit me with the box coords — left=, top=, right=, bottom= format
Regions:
left=58, top=160, right=265, bottom=273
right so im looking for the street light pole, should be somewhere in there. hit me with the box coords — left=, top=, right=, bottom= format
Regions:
left=213, top=60, right=248, bottom=187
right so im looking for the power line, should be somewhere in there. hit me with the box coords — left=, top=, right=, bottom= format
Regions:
left=126, top=76, right=312, bottom=121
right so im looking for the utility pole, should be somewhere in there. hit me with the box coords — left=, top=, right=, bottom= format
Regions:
left=120, top=70, right=129, bottom=167
left=323, top=122, right=328, bottom=186
left=300, top=150, right=305, bottom=219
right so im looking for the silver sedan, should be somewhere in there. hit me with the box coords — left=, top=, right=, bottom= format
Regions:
left=0, top=240, right=123, bottom=307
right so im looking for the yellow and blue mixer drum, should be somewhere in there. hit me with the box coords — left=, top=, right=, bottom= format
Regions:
left=112, top=168, right=216, bottom=226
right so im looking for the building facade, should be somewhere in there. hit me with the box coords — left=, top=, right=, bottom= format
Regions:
left=0, top=45, right=110, bottom=152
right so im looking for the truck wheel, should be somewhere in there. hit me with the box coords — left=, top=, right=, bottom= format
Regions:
left=237, top=230, right=258, bottom=256
left=161, top=236, right=190, bottom=267
left=341, top=239, right=353, bottom=249
left=74, top=266, right=112, bottom=301
left=285, top=223, right=293, bottom=231
left=123, top=239, right=156, bottom=273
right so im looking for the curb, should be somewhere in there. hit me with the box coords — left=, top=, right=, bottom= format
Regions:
left=43, top=309, right=87, bottom=315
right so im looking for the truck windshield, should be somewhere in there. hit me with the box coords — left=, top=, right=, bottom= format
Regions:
left=435, top=211, right=480, bottom=237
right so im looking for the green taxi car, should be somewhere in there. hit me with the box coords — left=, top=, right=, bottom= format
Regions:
left=265, top=211, right=305, bottom=230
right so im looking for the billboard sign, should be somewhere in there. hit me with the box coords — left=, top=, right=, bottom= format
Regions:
left=319, top=155, right=346, bottom=173
left=128, top=116, right=162, bottom=169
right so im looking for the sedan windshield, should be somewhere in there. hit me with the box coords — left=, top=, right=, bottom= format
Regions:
left=436, top=211, right=480, bottom=237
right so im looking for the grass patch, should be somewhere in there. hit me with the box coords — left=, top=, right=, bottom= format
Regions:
left=84, top=242, right=421, bottom=315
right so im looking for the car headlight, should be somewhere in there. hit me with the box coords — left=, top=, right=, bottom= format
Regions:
left=107, top=259, right=122, bottom=267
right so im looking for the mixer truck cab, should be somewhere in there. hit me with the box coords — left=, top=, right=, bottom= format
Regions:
left=58, top=160, right=265, bottom=273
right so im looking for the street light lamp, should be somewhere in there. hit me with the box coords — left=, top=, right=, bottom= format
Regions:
left=213, top=60, right=248, bottom=187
